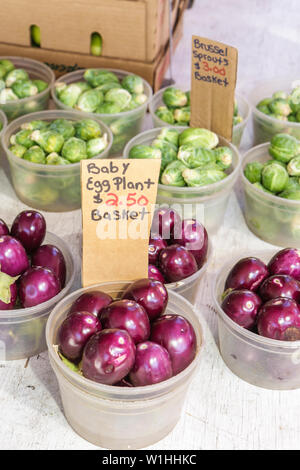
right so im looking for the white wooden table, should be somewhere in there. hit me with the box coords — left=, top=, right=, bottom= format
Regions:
left=1, top=0, right=300, bottom=450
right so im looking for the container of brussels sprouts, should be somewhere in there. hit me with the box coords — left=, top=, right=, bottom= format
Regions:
left=51, top=68, right=152, bottom=156
left=1, top=110, right=113, bottom=212
left=249, top=78, right=300, bottom=145
left=242, top=133, right=300, bottom=247
left=124, top=127, right=241, bottom=234
left=0, top=57, right=55, bottom=122
left=149, top=86, right=250, bottom=148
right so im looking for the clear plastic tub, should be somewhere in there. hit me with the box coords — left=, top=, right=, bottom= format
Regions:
left=46, top=282, right=203, bottom=449
left=149, top=87, right=250, bottom=148
left=213, top=250, right=300, bottom=390
left=51, top=69, right=152, bottom=156
left=1, top=110, right=113, bottom=212
left=242, top=143, right=300, bottom=247
left=249, top=78, right=300, bottom=145
left=0, top=109, right=7, bottom=135
left=0, top=56, right=55, bottom=122
left=0, top=232, right=75, bottom=361
left=124, top=127, right=241, bottom=234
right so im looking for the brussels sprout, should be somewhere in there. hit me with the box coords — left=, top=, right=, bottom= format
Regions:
left=264, top=158, right=286, bottom=168
left=121, top=75, right=144, bottom=95
left=109, top=116, right=134, bottom=136
left=244, top=161, right=264, bottom=184
left=214, top=146, right=233, bottom=170
left=163, top=87, right=188, bottom=108
left=0, top=88, right=18, bottom=103
left=257, top=104, right=271, bottom=115
left=156, top=128, right=179, bottom=148
left=152, top=139, right=177, bottom=170
left=269, top=133, right=299, bottom=163
left=261, top=161, right=289, bottom=192
left=83, top=69, right=119, bottom=88
left=96, top=102, right=123, bottom=114
left=0, top=66, right=7, bottom=80
left=95, top=82, right=122, bottom=94
left=11, top=80, right=38, bottom=99
left=268, top=98, right=291, bottom=117
left=9, top=144, right=26, bottom=158
left=287, top=156, right=300, bottom=176
left=49, top=119, right=75, bottom=140
left=257, top=98, right=272, bottom=108
left=21, top=120, right=48, bottom=131
left=155, top=106, right=175, bottom=124
left=286, top=176, right=300, bottom=190
left=177, top=144, right=216, bottom=168
left=0, top=59, right=14, bottom=74
left=288, top=115, right=297, bottom=122
left=55, top=82, right=67, bottom=97
left=31, top=130, right=64, bottom=153
left=252, top=182, right=274, bottom=194
left=182, top=167, right=226, bottom=187
left=46, top=153, right=70, bottom=165
left=104, top=88, right=131, bottom=110
left=32, top=79, right=48, bottom=93
left=11, top=129, right=35, bottom=148
left=132, top=93, right=147, bottom=106
left=86, top=135, right=108, bottom=157
left=76, top=89, right=104, bottom=113
left=279, top=189, right=300, bottom=200
left=90, top=32, right=102, bottom=56
left=161, top=160, right=187, bottom=186
left=23, top=145, right=46, bottom=164
left=5, top=69, right=29, bottom=87
left=74, top=119, right=101, bottom=140
left=174, top=106, right=190, bottom=124
left=129, top=145, right=161, bottom=160
left=179, top=128, right=219, bottom=149
left=272, top=91, right=288, bottom=100
left=61, top=137, right=87, bottom=163
left=289, top=87, right=300, bottom=114
left=58, top=83, right=84, bottom=107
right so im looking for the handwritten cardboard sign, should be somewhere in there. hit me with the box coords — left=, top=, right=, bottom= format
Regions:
left=80, top=159, right=161, bottom=287
left=190, top=35, right=238, bottom=141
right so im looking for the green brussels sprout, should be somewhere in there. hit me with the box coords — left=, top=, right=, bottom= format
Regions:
left=104, top=88, right=131, bottom=110
left=76, top=89, right=104, bottom=113
left=156, top=128, right=179, bottom=148
left=23, top=145, right=46, bottom=164
left=214, top=146, right=233, bottom=169
left=132, top=93, right=147, bottom=106
left=86, top=135, right=108, bottom=157
left=179, top=128, right=219, bottom=149
left=11, top=80, right=38, bottom=99
left=286, top=176, right=300, bottom=190
left=96, top=102, right=123, bottom=114
left=123, top=98, right=139, bottom=111
left=74, top=119, right=101, bottom=140
left=161, top=160, right=187, bottom=187
left=0, top=66, right=7, bottom=80
left=288, top=115, right=297, bottom=122
left=252, top=182, right=274, bottom=194
left=55, top=82, right=67, bottom=98
left=182, top=167, right=226, bottom=187
left=289, top=87, right=300, bottom=113
left=46, top=153, right=70, bottom=165
left=257, top=98, right=272, bottom=108
left=31, top=130, right=64, bottom=153
left=109, top=116, right=134, bottom=135
left=21, top=120, right=48, bottom=131
left=244, top=161, right=264, bottom=183
left=155, top=106, right=175, bottom=124
left=177, top=144, right=216, bottom=168
left=58, top=83, right=84, bottom=108
left=233, top=116, right=243, bottom=126
left=11, top=129, right=34, bottom=148
left=174, top=106, right=190, bottom=124
left=279, top=189, right=300, bottom=200
left=95, top=82, right=122, bottom=94
left=152, top=139, right=177, bottom=170
left=32, top=79, right=48, bottom=93
left=0, top=88, right=18, bottom=103
left=163, top=87, right=188, bottom=108
left=269, top=133, right=299, bottom=163
left=287, top=156, right=300, bottom=176
left=9, top=144, right=26, bottom=158
left=49, top=119, right=75, bottom=140
left=257, top=104, right=271, bottom=115
left=121, top=75, right=144, bottom=95
left=268, top=98, right=291, bottom=117
left=5, top=68, right=29, bottom=87
left=83, top=69, right=119, bottom=88
left=90, top=32, right=102, bottom=56
left=0, top=59, right=14, bottom=74
left=61, top=137, right=87, bottom=163
left=272, top=91, right=288, bottom=100
left=264, top=159, right=286, bottom=168
left=129, top=145, right=161, bottom=160
left=261, top=161, right=289, bottom=192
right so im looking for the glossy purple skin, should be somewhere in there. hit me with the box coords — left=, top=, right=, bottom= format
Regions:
left=259, top=275, right=300, bottom=302
left=11, top=210, right=46, bottom=253
left=173, top=219, right=208, bottom=268
left=0, top=219, right=9, bottom=236
left=82, top=329, right=136, bottom=385
left=148, top=234, right=167, bottom=265
left=122, top=278, right=168, bottom=322
left=151, top=208, right=182, bottom=242
left=268, top=248, right=300, bottom=281
left=221, top=289, right=262, bottom=330
left=0, top=283, right=17, bottom=310
left=148, top=264, right=165, bottom=283
left=100, top=299, right=150, bottom=344
left=0, top=235, right=29, bottom=276
left=19, top=266, right=60, bottom=308
left=129, top=341, right=173, bottom=386
left=58, top=311, right=101, bottom=362
left=159, top=244, right=198, bottom=283
left=69, top=291, right=113, bottom=317
left=225, top=257, right=269, bottom=292
left=31, top=244, right=66, bottom=288
left=151, top=314, right=196, bottom=375
left=257, top=298, right=300, bottom=340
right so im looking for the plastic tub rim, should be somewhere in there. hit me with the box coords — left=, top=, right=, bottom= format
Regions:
left=0, top=109, right=8, bottom=133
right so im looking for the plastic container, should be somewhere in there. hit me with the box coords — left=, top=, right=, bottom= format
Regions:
left=213, top=250, right=300, bottom=390
left=46, top=282, right=203, bottom=449
left=0, top=109, right=7, bottom=136
left=0, top=231, right=75, bottom=361
left=149, top=87, right=250, bottom=148
left=0, top=56, right=55, bottom=122
left=51, top=69, right=152, bottom=156
left=1, top=110, right=113, bottom=212
left=124, top=127, right=241, bottom=234
left=249, top=78, right=300, bottom=145
left=242, top=143, right=300, bottom=247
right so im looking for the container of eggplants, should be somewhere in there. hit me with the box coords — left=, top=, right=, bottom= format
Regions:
left=242, top=133, right=300, bottom=247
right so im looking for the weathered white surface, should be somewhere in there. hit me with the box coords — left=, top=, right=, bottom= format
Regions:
left=1, top=0, right=300, bottom=450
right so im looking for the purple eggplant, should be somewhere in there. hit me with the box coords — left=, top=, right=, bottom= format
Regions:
left=0, top=219, right=9, bottom=236
left=148, top=234, right=167, bottom=265
left=225, top=257, right=269, bottom=292
left=11, top=210, right=46, bottom=253
left=129, top=341, right=173, bottom=386
left=159, top=245, right=198, bottom=283
left=122, top=278, right=168, bottom=322
left=58, top=311, right=102, bottom=362
left=19, top=266, right=60, bottom=308
left=151, top=314, right=196, bottom=375
left=31, top=244, right=66, bottom=288
left=221, top=289, right=262, bottom=330
left=151, top=207, right=182, bottom=242
left=268, top=248, right=300, bottom=281
left=0, top=235, right=29, bottom=276
left=173, top=219, right=208, bottom=268
left=257, top=298, right=300, bottom=340
left=100, top=299, right=150, bottom=344
left=148, top=264, right=165, bottom=283
left=0, top=280, right=17, bottom=310
left=82, top=329, right=136, bottom=385
left=259, top=274, right=300, bottom=302
left=69, top=291, right=113, bottom=317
